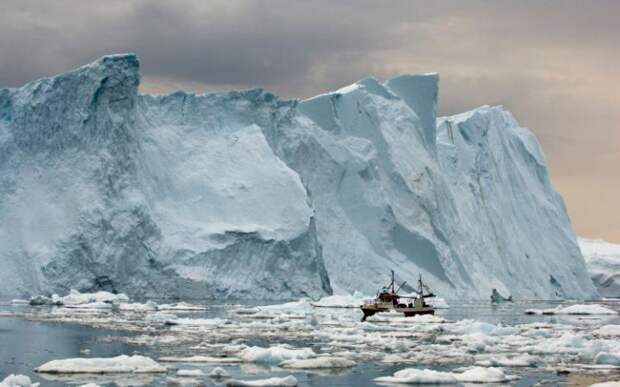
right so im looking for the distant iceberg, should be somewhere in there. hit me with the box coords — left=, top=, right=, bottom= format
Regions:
left=580, top=238, right=620, bottom=297
left=0, top=54, right=597, bottom=300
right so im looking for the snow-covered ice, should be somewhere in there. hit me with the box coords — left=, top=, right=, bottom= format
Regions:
left=238, top=345, right=315, bottom=364
left=34, top=355, right=166, bottom=374
left=0, top=375, right=39, bottom=387
left=374, top=367, right=515, bottom=384
left=374, top=368, right=457, bottom=384
left=176, top=369, right=205, bottom=377
left=226, top=375, right=298, bottom=386
left=280, top=357, right=355, bottom=369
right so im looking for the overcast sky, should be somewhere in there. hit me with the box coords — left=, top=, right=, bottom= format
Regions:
left=1, top=0, right=618, bottom=242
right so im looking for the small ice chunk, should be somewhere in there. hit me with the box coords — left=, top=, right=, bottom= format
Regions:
left=590, top=382, right=620, bottom=387
left=159, top=355, right=242, bottom=363
left=594, top=325, right=620, bottom=337
left=77, top=384, right=101, bottom=387
left=176, top=369, right=205, bottom=377
left=374, top=368, right=457, bottom=384
left=34, top=355, right=166, bottom=374
left=61, top=290, right=129, bottom=306
left=475, top=354, right=537, bottom=367
left=280, top=357, right=355, bottom=369
left=9, top=299, right=29, bottom=305
left=239, top=345, right=314, bottom=364
left=455, top=367, right=516, bottom=383
left=118, top=301, right=158, bottom=312
left=209, top=367, right=230, bottom=377
left=311, top=292, right=365, bottom=308
left=0, top=374, right=40, bottom=387
left=594, top=352, right=620, bottom=366
left=226, top=375, right=298, bottom=386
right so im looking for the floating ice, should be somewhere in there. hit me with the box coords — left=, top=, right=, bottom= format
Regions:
left=526, top=304, right=618, bottom=315
left=176, top=369, right=205, bottom=377
left=455, top=367, right=516, bottom=383
left=226, top=375, right=298, bottom=386
left=594, top=352, right=620, bottom=367
left=34, top=355, right=166, bottom=374
left=374, top=368, right=458, bottom=384
left=375, top=366, right=516, bottom=384
left=118, top=301, right=158, bottom=312
left=209, top=367, right=230, bottom=377
left=0, top=374, right=40, bottom=387
left=158, top=302, right=207, bottom=311
left=159, top=355, right=242, bottom=364
left=239, top=345, right=315, bottom=364
left=280, top=356, right=355, bottom=369
left=594, top=325, right=620, bottom=337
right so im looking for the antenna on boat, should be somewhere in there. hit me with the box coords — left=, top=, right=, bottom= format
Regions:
left=390, top=270, right=395, bottom=293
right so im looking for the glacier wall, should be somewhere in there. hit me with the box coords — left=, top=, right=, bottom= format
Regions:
left=579, top=238, right=620, bottom=298
left=0, top=54, right=598, bottom=300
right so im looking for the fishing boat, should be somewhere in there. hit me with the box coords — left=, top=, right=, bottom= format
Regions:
left=360, top=270, right=435, bottom=322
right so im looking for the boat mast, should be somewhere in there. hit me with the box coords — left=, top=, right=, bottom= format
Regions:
left=391, top=270, right=395, bottom=293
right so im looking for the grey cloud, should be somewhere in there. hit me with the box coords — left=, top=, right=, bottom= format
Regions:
left=0, top=0, right=618, bottom=241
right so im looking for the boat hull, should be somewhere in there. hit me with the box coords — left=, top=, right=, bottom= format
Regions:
left=360, top=305, right=434, bottom=321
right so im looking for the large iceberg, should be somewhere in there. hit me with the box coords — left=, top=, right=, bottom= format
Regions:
left=0, top=54, right=597, bottom=300
left=579, top=238, right=620, bottom=297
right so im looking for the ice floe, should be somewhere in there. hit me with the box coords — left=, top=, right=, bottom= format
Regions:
left=375, top=367, right=516, bottom=384
left=34, top=355, right=166, bottom=374
left=239, top=345, right=314, bottom=364
left=594, top=352, right=620, bottom=367
left=0, top=374, right=39, bottom=387
left=526, top=304, right=618, bottom=315
left=374, top=368, right=457, bottom=384
left=160, top=355, right=242, bottom=363
left=594, top=325, right=620, bottom=337
left=209, top=367, right=230, bottom=377
left=280, top=356, right=355, bottom=369
left=226, top=375, right=298, bottom=386
left=176, top=369, right=205, bottom=377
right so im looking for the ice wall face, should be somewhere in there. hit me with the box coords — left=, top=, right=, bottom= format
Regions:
left=579, top=238, right=620, bottom=298
left=0, top=54, right=330, bottom=300
left=0, top=54, right=597, bottom=300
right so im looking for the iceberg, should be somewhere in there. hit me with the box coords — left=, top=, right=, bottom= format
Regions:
left=580, top=238, right=620, bottom=297
left=0, top=54, right=597, bottom=300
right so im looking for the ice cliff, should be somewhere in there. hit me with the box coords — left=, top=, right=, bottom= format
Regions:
left=0, top=54, right=598, bottom=300
left=579, top=238, right=620, bottom=298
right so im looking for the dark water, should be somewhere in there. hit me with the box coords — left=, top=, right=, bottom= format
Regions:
left=1, top=300, right=619, bottom=386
